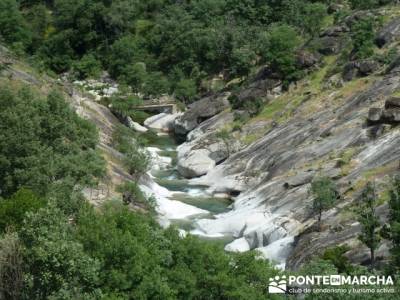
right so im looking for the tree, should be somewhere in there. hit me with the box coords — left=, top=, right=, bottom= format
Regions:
left=72, top=53, right=102, bottom=79
left=20, top=205, right=101, bottom=299
left=0, top=0, right=31, bottom=49
left=351, top=17, right=376, bottom=59
left=310, top=176, right=338, bottom=231
left=112, top=125, right=150, bottom=178
left=349, top=0, right=378, bottom=10
left=174, top=78, right=197, bottom=103
left=357, top=182, right=381, bottom=268
left=260, top=24, right=301, bottom=82
left=0, top=188, right=45, bottom=232
left=302, top=3, right=327, bottom=37
left=0, top=232, right=23, bottom=300
left=0, top=85, right=105, bottom=197
left=387, top=176, right=400, bottom=271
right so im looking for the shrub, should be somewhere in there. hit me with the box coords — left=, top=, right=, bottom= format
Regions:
left=72, top=53, right=102, bottom=79
left=112, top=125, right=150, bottom=178
left=0, top=189, right=45, bottom=232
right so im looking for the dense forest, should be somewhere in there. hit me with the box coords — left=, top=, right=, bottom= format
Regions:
left=1, top=0, right=395, bottom=101
left=1, top=0, right=400, bottom=299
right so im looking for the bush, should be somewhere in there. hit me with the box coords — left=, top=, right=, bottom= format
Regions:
left=349, top=0, right=378, bottom=9
left=174, top=78, right=197, bottom=103
left=117, top=181, right=155, bottom=209
left=112, top=125, right=150, bottom=178
left=0, top=85, right=105, bottom=197
left=322, top=245, right=354, bottom=273
left=0, top=232, right=23, bottom=300
left=351, top=17, right=376, bottom=59
left=72, top=53, right=102, bottom=79
left=0, top=189, right=45, bottom=232
left=229, top=94, right=263, bottom=116
left=260, top=24, right=302, bottom=82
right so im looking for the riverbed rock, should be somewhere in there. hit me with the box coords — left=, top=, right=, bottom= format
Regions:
left=174, top=93, right=230, bottom=136
left=177, top=148, right=216, bottom=178
left=144, top=112, right=180, bottom=132
left=125, top=116, right=148, bottom=132
left=224, top=237, right=251, bottom=252
left=191, top=69, right=400, bottom=269
left=189, top=111, right=235, bottom=141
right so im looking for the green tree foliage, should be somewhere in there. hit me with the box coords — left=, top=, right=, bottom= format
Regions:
left=20, top=205, right=101, bottom=299
left=0, top=0, right=31, bottom=51
left=349, top=0, right=379, bottom=10
left=0, top=189, right=45, bottom=232
left=73, top=202, right=280, bottom=299
left=117, top=181, right=154, bottom=209
left=357, top=182, right=381, bottom=268
left=23, top=4, right=50, bottom=53
left=387, top=176, right=400, bottom=272
left=72, top=53, right=102, bottom=79
left=321, top=245, right=354, bottom=273
left=0, top=85, right=105, bottom=197
left=112, top=125, right=150, bottom=178
left=302, top=2, right=328, bottom=37
left=260, top=24, right=302, bottom=82
left=174, top=78, right=197, bottom=103
left=310, top=176, right=338, bottom=231
left=2, top=0, right=338, bottom=96
left=0, top=232, right=23, bottom=300
left=110, top=93, right=144, bottom=119
left=351, top=17, right=376, bottom=59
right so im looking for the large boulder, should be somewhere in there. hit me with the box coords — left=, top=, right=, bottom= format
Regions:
left=125, top=116, right=148, bottom=133
left=343, top=60, right=379, bottom=81
left=376, top=17, right=400, bottom=47
left=367, top=107, right=382, bottom=123
left=144, top=113, right=180, bottom=132
left=296, top=50, right=321, bottom=69
left=367, top=97, right=400, bottom=125
left=174, top=93, right=230, bottom=136
left=320, top=25, right=349, bottom=37
left=177, top=136, right=231, bottom=178
left=385, top=97, right=400, bottom=109
left=177, top=148, right=216, bottom=178
left=317, top=36, right=344, bottom=55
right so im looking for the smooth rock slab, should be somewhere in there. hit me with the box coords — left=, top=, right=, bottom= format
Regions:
left=144, top=113, right=180, bottom=132
left=177, top=149, right=216, bottom=178
left=225, top=237, right=250, bottom=252
left=126, top=116, right=148, bottom=132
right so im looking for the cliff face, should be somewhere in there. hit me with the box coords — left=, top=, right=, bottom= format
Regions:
left=173, top=14, right=400, bottom=268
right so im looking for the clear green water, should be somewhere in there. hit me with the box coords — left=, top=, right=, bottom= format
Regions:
left=148, top=132, right=232, bottom=218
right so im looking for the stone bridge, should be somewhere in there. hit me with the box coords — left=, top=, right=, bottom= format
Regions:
left=134, top=102, right=177, bottom=114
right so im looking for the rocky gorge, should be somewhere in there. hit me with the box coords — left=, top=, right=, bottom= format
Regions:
left=2, top=6, right=400, bottom=274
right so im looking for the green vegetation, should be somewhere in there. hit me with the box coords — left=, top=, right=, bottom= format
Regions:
left=311, top=176, right=338, bottom=231
left=0, top=189, right=45, bottom=232
left=385, top=176, right=400, bottom=272
left=351, top=16, right=377, bottom=59
left=112, top=124, right=150, bottom=178
left=0, top=85, right=105, bottom=198
left=0, top=0, right=340, bottom=101
left=357, top=182, right=381, bottom=268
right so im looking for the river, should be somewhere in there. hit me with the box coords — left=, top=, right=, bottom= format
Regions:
left=145, top=132, right=235, bottom=247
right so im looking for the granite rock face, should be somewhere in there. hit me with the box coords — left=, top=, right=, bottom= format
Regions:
left=376, top=17, right=400, bottom=47
left=174, top=93, right=230, bottom=136
left=178, top=67, right=400, bottom=269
